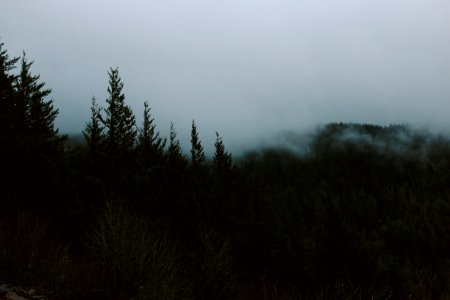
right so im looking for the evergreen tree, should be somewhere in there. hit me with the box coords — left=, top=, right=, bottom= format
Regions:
left=16, top=53, right=59, bottom=142
left=168, top=121, right=182, bottom=162
left=0, top=42, right=19, bottom=139
left=3, top=51, right=62, bottom=212
left=213, top=132, right=232, bottom=176
left=190, top=119, right=205, bottom=168
left=102, top=67, right=136, bottom=153
left=136, top=101, right=166, bottom=161
left=83, top=96, right=104, bottom=152
left=0, top=42, right=19, bottom=207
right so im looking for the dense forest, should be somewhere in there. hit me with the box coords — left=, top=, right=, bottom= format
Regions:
left=1, top=42, right=450, bottom=299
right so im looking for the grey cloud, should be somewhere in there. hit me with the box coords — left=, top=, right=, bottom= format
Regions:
left=1, top=0, right=450, bottom=154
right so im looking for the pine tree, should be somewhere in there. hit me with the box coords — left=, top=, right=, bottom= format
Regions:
left=4, top=50, right=62, bottom=212
left=168, top=121, right=182, bottom=162
left=0, top=42, right=19, bottom=139
left=190, top=119, right=205, bottom=168
left=136, top=101, right=166, bottom=161
left=102, top=67, right=136, bottom=153
left=213, top=132, right=232, bottom=176
left=83, top=96, right=104, bottom=152
left=0, top=41, right=20, bottom=206
left=16, top=53, right=59, bottom=142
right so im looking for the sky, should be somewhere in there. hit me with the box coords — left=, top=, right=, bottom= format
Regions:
left=1, top=0, right=450, bottom=154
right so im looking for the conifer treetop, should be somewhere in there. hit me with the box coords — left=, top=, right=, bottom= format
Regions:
left=190, top=119, right=205, bottom=167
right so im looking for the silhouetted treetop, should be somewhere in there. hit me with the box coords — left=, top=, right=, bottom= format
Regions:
left=102, top=67, right=136, bottom=153
left=136, top=101, right=166, bottom=161
left=83, top=96, right=104, bottom=152
left=190, top=119, right=205, bottom=168
left=213, top=132, right=232, bottom=176
left=16, top=53, right=59, bottom=141
left=168, top=121, right=182, bottom=162
left=0, top=42, right=19, bottom=138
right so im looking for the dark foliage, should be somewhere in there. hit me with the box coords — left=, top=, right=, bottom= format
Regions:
left=190, top=119, right=205, bottom=168
left=83, top=96, right=104, bottom=152
left=102, top=67, right=136, bottom=154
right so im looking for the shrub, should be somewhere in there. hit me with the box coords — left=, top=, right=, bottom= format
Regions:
left=88, top=199, right=193, bottom=299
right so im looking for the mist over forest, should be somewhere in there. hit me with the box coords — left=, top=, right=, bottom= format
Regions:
left=3, top=0, right=450, bottom=154
left=2, top=39, right=450, bottom=299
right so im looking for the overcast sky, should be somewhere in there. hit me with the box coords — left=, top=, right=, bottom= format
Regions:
left=1, top=0, right=450, bottom=153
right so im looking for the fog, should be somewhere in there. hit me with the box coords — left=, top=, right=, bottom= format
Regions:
left=2, top=0, right=450, bottom=154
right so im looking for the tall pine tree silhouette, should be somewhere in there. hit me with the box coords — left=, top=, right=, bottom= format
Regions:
left=190, top=119, right=205, bottom=168
left=213, top=132, right=232, bottom=177
left=0, top=42, right=20, bottom=207
left=16, top=53, right=59, bottom=141
left=0, top=42, right=19, bottom=141
left=168, top=121, right=182, bottom=163
left=96, top=68, right=137, bottom=196
left=6, top=51, right=62, bottom=211
left=102, top=67, right=136, bottom=154
left=83, top=96, right=104, bottom=152
left=136, top=101, right=166, bottom=162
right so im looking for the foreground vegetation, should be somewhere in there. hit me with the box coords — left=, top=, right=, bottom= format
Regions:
left=1, top=42, right=450, bottom=299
